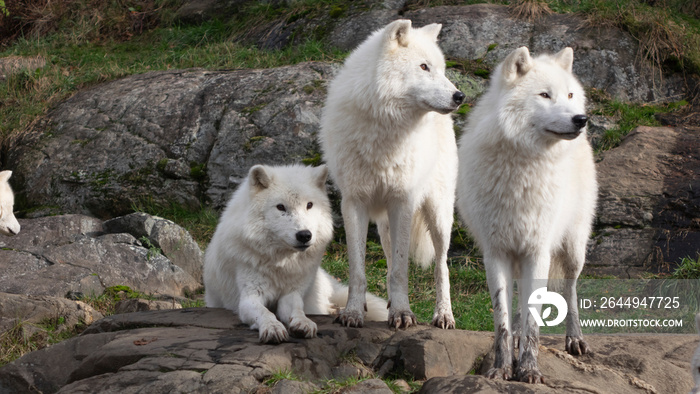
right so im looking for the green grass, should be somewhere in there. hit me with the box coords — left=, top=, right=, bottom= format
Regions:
left=322, top=239, right=493, bottom=331
left=0, top=20, right=346, bottom=140
left=131, top=199, right=220, bottom=247
left=591, top=98, right=689, bottom=151
left=0, top=316, right=87, bottom=367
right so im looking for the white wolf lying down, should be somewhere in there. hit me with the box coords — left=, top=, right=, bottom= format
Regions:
left=0, top=170, right=20, bottom=236
left=319, top=19, right=464, bottom=330
left=456, top=47, right=597, bottom=383
left=204, top=164, right=387, bottom=343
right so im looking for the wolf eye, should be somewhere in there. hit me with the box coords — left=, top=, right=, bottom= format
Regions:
left=420, top=63, right=429, bottom=71
left=568, top=93, right=573, bottom=99
left=276, top=204, right=286, bottom=212
left=307, top=202, right=313, bottom=210
left=539, top=92, right=550, bottom=99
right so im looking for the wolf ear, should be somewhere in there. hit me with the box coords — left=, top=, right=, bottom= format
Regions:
left=249, top=165, right=271, bottom=190
left=0, top=171, right=12, bottom=183
left=385, top=19, right=412, bottom=48
left=314, top=165, right=329, bottom=189
left=554, top=47, right=574, bottom=73
left=421, top=23, right=442, bottom=41
left=502, top=46, right=533, bottom=84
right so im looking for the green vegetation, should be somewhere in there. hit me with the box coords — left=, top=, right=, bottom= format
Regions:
left=591, top=98, right=688, bottom=150
left=0, top=316, right=87, bottom=366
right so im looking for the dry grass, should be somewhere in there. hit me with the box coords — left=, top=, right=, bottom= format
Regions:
left=510, top=0, right=553, bottom=20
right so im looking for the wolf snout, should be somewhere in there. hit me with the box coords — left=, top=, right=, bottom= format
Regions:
left=572, top=114, right=588, bottom=129
left=453, top=91, right=466, bottom=106
left=296, top=230, right=312, bottom=244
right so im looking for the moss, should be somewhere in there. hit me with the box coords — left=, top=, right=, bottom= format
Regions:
left=156, top=158, right=169, bottom=172
left=302, top=152, right=322, bottom=166
left=189, top=162, right=206, bottom=181
left=329, top=5, right=346, bottom=18
left=474, top=69, right=490, bottom=78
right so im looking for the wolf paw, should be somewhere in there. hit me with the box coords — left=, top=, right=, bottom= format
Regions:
left=259, top=320, right=289, bottom=344
left=388, top=309, right=417, bottom=329
left=431, top=310, right=455, bottom=329
left=289, top=316, right=317, bottom=339
left=335, top=309, right=364, bottom=328
left=566, top=336, right=590, bottom=355
left=485, top=367, right=512, bottom=380
left=517, top=367, right=545, bottom=384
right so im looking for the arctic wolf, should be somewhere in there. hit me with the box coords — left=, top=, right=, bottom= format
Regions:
left=319, top=19, right=465, bottom=329
left=0, top=170, right=20, bottom=236
left=692, top=313, right=700, bottom=394
left=204, top=164, right=387, bottom=343
left=456, top=47, right=597, bottom=383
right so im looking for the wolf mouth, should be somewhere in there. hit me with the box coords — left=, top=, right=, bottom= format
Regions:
left=545, top=129, right=581, bottom=140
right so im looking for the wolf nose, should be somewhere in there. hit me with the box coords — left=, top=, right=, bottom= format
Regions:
left=572, top=114, right=588, bottom=129
left=296, top=230, right=312, bottom=244
left=453, top=91, right=466, bottom=105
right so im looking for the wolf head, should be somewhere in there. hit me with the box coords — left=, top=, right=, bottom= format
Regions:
left=693, top=313, right=700, bottom=391
left=376, top=19, right=465, bottom=115
left=0, top=171, right=20, bottom=236
left=494, top=46, right=587, bottom=143
left=247, top=164, right=333, bottom=254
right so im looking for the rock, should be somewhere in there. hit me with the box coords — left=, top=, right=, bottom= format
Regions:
left=0, top=214, right=200, bottom=299
left=340, top=378, right=393, bottom=393
left=585, top=125, right=700, bottom=276
left=104, top=212, right=204, bottom=283
left=587, top=114, right=618, bottom=150
left=113, top=298, right=182, bottom=314
left=0, top=310, right=696, bottom=393
left=271, top=379, right=319, bottom=394
left=0, top=292, right=104, bottom=333
left=7, top=63, right=337, bottom=217
left=200, top=1, right=686, bottom=103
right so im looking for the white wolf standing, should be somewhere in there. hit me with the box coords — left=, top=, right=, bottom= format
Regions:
left=456, top=47, right=597, bottom=383
left=319, top=19, right=465, bottom=329
left=0, top=170, right=20, bottom=236
left=204, top=164, right=386, bottom=343
left=692, top=313, right=700, bottom=394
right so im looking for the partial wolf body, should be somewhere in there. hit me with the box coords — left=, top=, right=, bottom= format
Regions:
left=692, top=313, right=700, bottom=394
left=204, top=164, right=387, bottom=343
left=319, top=19, right=465, bottom=329
left=456, top=47, right=597, bottom=383
left=0, top=171, right=20, bottom=236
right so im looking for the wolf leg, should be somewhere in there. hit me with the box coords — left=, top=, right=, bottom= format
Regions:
left=387, top=201, right=417, bottom=329
left=516, top=254, right=550, bottom=384
left=485, top=254, right=513, bottom=380
left=239, top=294, right=288, bottom=344
left=337, top=197, right=369, bottom=327
left=561, top=243, right=589, bottom=355
left=422, top=199, right=455, bottom=329
left=279, top=292, right=317, bottom=339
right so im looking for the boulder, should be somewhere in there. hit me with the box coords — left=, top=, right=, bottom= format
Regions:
left=586, top=125, right=700, bottom=276
left=0, top=292, right=103, bottom=334
left=0, top=214, right=201, bottom=299
left=7, top=63, right=338, bottom=217
left=0, top=310, right=696, bottom=393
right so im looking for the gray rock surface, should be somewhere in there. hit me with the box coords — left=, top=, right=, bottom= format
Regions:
left=7, top=63, right=337, bottom=216
left=0, top=292, right=103, bottom=334
left=0, top=214, right=201, bottom=299
left=197, top=1, right=686, bottom=103
left=0, top=310, right=696, bottom=393
left=104, top=212, right=204, bottom=283
left=586, top=125, right=700, bottom=277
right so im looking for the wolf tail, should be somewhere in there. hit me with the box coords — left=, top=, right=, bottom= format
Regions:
left=308, top=269, right=387, bottom=321
left=410, top=210, right=435, bottom=269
